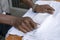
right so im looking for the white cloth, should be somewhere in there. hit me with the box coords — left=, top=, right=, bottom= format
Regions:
left=6, top=1, right=60, bottom=40
left=35, top=15, right=60, bottom=40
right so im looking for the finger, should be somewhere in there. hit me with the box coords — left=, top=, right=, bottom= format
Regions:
left=18, top=26, right=28, bottom=33
left=47, top=10, right=54, bottom=14
left=17, top=21, right=29, bottom=33
left=47, top=6, right=55, bottom=11
left=29, top=19, right=37, bottom=29
left=25, top=17, right=37, bottom=29
left=44, top=9, right=53, bottom=14
left=23, top=20, right=33, bottom=30
left=28, top=17, right=37, bottom=29
left=17, top=21, right=28, bottom=33
left=43, top=4, right=55, bottom=11
left=21, top=22, right=31, bottom=32
left=23, top=17, right=37, bottom=29
left=40, top=9, right=48, bottom=13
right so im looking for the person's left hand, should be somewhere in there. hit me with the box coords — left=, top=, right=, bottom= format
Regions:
left=32, top=4, right=55, bottom=14
left=11, top=17, right=37, bottom=33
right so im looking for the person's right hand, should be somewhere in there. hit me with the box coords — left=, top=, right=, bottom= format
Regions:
left=12, top=17, right=37, bottom=33
left=33, top=4, right=55, bottom=14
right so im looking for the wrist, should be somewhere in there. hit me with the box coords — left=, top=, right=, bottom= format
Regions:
left=0, top=14, right=16, bottom=25
left=32, top=4, right=38, bottom=12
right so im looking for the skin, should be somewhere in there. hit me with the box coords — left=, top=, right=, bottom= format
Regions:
left=0, top=0, right=55, bottom=33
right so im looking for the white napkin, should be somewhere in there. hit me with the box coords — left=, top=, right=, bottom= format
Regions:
left=35, top=14, right=60, bottom=40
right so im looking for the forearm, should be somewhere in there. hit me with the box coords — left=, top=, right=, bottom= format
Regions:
left=0, top=14, right=16, bottom=26
left=21, top=0, right=34, bottom=8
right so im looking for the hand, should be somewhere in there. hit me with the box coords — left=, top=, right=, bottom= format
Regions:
left=12, top=17, right=37, bottom=33
left=33, top=4, right=55, bottom=14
